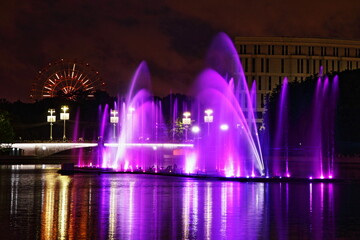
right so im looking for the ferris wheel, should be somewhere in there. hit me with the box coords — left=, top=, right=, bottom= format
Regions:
left=30, top=59, right=106, bottom=101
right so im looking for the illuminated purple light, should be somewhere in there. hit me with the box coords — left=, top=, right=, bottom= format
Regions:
left=220, top=124, right=229, bottom=131
left=86, top=32, right=338, bottom=180
left=191, top=126, right=200, bottom=133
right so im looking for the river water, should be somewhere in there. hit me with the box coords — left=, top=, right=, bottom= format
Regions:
left=0, top=165, right=359, bottom=240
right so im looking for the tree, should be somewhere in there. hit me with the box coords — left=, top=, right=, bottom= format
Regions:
left=0, top=110, right=15, bottom=143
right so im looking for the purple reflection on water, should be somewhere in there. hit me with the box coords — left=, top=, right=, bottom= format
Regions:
left=2, top=167, right=359, bottom=239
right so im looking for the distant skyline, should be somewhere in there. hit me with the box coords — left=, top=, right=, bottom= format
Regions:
left=1, top=0, right=360, bottom=102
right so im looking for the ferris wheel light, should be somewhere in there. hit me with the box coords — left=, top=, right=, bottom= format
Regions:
left=31, top=60, right=104, bottom=101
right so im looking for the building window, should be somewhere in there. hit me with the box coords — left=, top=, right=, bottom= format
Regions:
left=295, top=46, right=302, bottom=55
left=297, top=59, right=300, bottom=73
left=282, top=46, right=288, bottom=55
left=332, top=60, right=335, bottom=71
left=268, top=77, right=272, bottom=91
left=261, top=94, right=264, bottom=108
left=308, top=46, right=315, bottom=56
left=261, top=58, right=264, bottom=72
left=338, top=61, right=341, bottom=71
left=239, top=45, right=247, bottom=54
left=345, top=48, right=350, bottom=57
left=254, top=45, right=261, bottom=54
left=313, top=59, right=316, bottom=73
left=278, top=76, right=282, bottom=85
left=266, top=59, right=270, bottom=73
left=245, top=58, right=248, bottom=72
left=306, top=59, right=310, bottom=74
left=333, top=47, right=338, bottom=57
left=281, top=59, right=285, bottom=73
left=258, top=76, right=262, bottom=90
left=252, top=58, right=256, bottom=72
left=326, top=60, right=329, bottom=73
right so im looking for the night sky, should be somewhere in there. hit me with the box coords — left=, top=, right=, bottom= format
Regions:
left=1, top=0, right=360, bottom=102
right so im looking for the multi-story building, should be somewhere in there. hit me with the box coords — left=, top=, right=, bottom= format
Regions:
left=234, top=37, right=360, bottom=123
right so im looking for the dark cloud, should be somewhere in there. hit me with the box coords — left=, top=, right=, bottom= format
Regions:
left=1, top=0, right=360, bottom=102
left=159, top=13, right=218, bottom=58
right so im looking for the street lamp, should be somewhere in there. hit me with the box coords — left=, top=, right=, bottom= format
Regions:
left=204, top=109, right=213, bottom=136
left=110, top=109, right=119, bottom=139
left=182, top=111, right=191, bottom=141
left=60, top=105, right=69, bottom=141
left=47, top=109, right=56, bottom=140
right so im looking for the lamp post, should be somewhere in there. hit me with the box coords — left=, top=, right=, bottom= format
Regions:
left=47, top=109, right=56, bottom=140
left=182, top=111, right=191, bottom=141
left=204, top=109, right=213, bottom=136
left=110, top=109, right=119, bottom=139
left=60, top=105, right=69, bottom=141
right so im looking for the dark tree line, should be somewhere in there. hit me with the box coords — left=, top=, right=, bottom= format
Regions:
left=0, top=91, right=194, bottom=142
left=265, top=69, right=360, bottom=155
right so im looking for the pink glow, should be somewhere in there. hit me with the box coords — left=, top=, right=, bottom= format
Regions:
left=185, top=153, right=197, bottom=174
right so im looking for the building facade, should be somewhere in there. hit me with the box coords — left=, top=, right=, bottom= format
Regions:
left=234, top=37, right=360, bottom=123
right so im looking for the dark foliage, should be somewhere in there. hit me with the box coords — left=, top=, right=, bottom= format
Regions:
left=265, top=69, right=360, bottom=154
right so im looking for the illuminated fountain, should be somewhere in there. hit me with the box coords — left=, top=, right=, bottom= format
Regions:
left=267, top=72, right=338, bottom=179
left=74, top=32, right=338, bottom=180
left=99, top=62, right=168, bottom=171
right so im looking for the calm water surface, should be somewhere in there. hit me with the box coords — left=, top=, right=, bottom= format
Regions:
left=0, top=165, right=360, bottom=240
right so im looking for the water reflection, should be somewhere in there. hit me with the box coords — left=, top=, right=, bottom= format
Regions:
left=1, top=167, right=359, bottom=239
